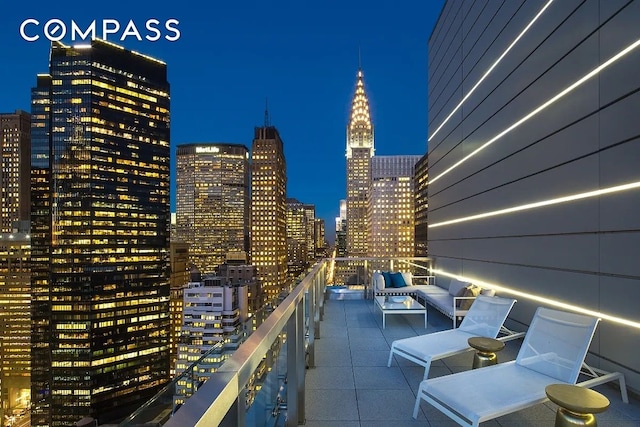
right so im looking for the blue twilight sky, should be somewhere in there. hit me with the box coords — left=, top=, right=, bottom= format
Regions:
left=0, top=0, right=445, bottom=235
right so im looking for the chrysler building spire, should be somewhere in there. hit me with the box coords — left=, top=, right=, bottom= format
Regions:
left=346, top=68, right=374, bottom=158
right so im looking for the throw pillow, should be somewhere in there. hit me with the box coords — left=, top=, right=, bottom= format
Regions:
left=381, top=271, right=393, bottom=288
left=456, top=285, right=480, bottom=310
left=372, top=272, right=385, bottom=291
left=480, top=288, right=496, bottom=297
left=401, top=272, right=413, bottom=287
left=454, top=286, right=467, bottom=307
left=390, top=272, right=408, bottom=288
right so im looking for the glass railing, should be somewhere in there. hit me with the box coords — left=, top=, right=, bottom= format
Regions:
left=120, top=257, right=431, bottom=427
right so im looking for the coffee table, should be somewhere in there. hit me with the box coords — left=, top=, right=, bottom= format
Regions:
left=374, top=295, right=427, bottom=329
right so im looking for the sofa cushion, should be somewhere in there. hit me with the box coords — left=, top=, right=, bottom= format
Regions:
left=415, top=285, right=448, bottom=296
left=448, top=279, right=469, bottom=297
left=381, top=271, right=393, bottom=288
left=424, top=293, right=456, bottom=317
left=390, top=272, right=408, bottom=288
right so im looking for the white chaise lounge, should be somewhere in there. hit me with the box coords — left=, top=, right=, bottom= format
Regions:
left=413, top=307, right=627, bottom=426
left=388, top=295, right=521, bottom=380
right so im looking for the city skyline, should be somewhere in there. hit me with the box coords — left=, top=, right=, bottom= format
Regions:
left=0, top=0, right=445, bottom=229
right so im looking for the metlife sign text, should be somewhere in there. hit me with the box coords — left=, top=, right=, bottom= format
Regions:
left=20, top=19, right=180, bottom=42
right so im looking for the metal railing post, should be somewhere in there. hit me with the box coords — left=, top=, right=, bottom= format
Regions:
left=308, top=276, right=316, bottom=369
left=297, top=296, right=306, bottom=424
left=319, top=263, right=325, bottom=320
left=219, top=395, right=245, bottom=427
left=314, top=272, right=321, bottom=338
left=286, top=298, right=306, bottom=426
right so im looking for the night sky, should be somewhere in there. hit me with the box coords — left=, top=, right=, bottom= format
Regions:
left=0, top=0, right=445, bottom=235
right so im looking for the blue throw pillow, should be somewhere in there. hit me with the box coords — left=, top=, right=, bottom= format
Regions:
left=381, top=271, right=393, bottom=288
left=390, top=272, right=408, bottom=288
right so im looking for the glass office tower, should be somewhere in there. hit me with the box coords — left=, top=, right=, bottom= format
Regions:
left=175, top=143, right=250, bottom=273
left=30, top=40, right=170, bottom=426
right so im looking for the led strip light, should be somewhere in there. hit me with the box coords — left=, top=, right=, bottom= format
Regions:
left=429, top=181, right=640, bottom=228
left=432, top=269, right=640, bottom=329
left=429, top=37, right=640, bottom=185
left=429, top=0, right=555, bottom=142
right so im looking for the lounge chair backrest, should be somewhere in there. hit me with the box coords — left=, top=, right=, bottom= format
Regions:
left=457, top=295, right=517, bottom=338
left=515, top=307, right=599, bottom=383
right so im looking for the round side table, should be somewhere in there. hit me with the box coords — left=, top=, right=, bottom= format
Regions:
left=545, top=384, right=610, bottom=427
left=467, top=336, right=505, bottom=369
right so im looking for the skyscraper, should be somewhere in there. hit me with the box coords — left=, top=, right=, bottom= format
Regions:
left=303, top=203, right=316, bottom=261
left=0, top=232, right=30, bottom=418
left=414, top=153, right=428, bottom=257
left=314, top=218, right=326, bottom=257
left=175, top=143, right=250, bottom=272
left=368, top=155, right=421, bottom=258
left=0, top=110, right=30, bottom=233
left=0, top=110, right=31, bottom=419
left=346, top=68, right=374, bottom=257
left=286, top=198, right=308, bottom=277
left=30, top=40, right=170, bottom=426
left=250, top=122, right=287, bottom=301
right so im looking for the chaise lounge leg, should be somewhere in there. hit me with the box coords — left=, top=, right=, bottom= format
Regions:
left=413, top=384, right=423, bottom=419
left=387, top=345, right=395, bottom=367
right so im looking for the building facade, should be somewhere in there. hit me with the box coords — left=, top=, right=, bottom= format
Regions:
left=250, top=125, right=288, bottom=302
left=335, top=199, right=347, bottom=257
left=175, top=143, right=250, bottom=272
left=0, top=110, right=30, bottom=233
left=414, top=153, right=428, bottom=257
left=368, top=155, right=421, bottom=258
left=345, top=69, right=374, bottom=257
left=169, top=241, right=190, bottom=377
left=314, top=218, right=326, bottom=258
left=173, top=279, right=244, bottom=408
left=428, top=0, right=640, bottom=391
left=217, top=261, right=259, bottom=316
left=30, top=40, right=171, bottom=426
left=0, top=233, right=30, bottom=420
left=286, top=198, right=308, bottom=278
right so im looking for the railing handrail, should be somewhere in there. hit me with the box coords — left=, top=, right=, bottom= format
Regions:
left=164, top=261, right=326, bottom=427
left=328, top=256, right=431, bottom=262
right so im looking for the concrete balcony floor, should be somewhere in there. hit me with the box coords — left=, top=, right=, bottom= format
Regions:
left=304, top=299, right=640, bottom=427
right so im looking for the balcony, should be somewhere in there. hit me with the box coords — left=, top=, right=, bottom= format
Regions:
left=119, top=258, right=640, bottom=427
